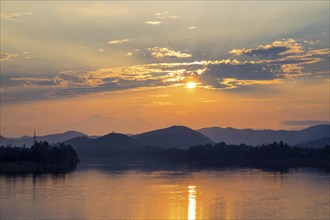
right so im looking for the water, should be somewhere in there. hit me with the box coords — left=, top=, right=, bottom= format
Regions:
left=1, top=161, right=329, bottom=219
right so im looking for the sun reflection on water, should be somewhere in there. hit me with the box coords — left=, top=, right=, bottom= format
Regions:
left=188, top=185, right=196, bottom=220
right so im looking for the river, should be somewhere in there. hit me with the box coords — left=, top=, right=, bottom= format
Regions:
left=1, top=160, right=329, bottom=219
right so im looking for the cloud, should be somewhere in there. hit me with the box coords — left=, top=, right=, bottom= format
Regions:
left=303, top=40, right=320, bottom=45
left=1, top=52, right=38, bottom=62
left=10, top=71, right=104, bottom=89
left=126, top=52, right=133, bottom=56
left=155, top=11, right=180, bottom=19
left=54, top=71, right=104, bottom=87
left=4, top=61, right=205, bottom=101
left=145, top=21, right=162, bottom=25
left=3, top=38, right=329, bottom=103
left=199, top=99, right=216, bottom=103
left=10, top=77, right=54, bottom=88
left=238, top=98, right=282, bottom=102
left=218, top=78, right=283, bottom=89
left=145, top=11, right=179, bottom=26
left=1, top=12, right=33, bottom=20
left=281, top=120, right=330, bottom=126
left=1, top=53, right=18, bottom=62
left=148, top=101, right=177, bottom=107
left=107, top=39, right=133, bottom=45
left=148, top=47, right=192, bottom=59
left=229, top=39, right=304, bottom=58
left=150, top=94, right=170, bottom=98
left=223, top=39, right=329, bottom=81
left=155, top=11, right=169, bottom=18
left=188, top=26, right=197, bottom=30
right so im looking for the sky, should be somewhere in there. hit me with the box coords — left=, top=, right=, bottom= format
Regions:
left=1, top=1, right=329, bottom=137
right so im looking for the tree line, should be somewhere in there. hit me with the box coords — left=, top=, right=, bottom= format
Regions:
left=0, top=141, right=79, bottom=174
left=1, top=140, right=329, bottom=172
left=160, top=141, right=330, bottom=169
left=72, top=140, right=330, bottom=169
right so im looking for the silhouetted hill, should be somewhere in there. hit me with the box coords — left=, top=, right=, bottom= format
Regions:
left=64, top=136, right=93, bottom=148
left=0, top=135, right=10, bottom=146
left=198, top=124, right=330, bottom=146
left=133, top=125, right=214, bottom=149
left=0, top=131, right=87, bottom=147
left=65, top=133, right=141, bottom=158
left=42, top=131, right=87, bottom=144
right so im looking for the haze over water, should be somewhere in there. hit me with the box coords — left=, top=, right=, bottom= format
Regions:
left=1, top=162, right=329, bottom=219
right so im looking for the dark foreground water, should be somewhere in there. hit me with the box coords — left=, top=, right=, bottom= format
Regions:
left=1, top=160, right=329, bottom=220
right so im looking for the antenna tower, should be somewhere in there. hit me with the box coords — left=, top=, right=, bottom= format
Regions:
left=33, top=129, right=37, bottom=143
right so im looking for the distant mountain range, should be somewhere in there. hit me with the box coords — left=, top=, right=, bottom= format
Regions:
left=0, top=131, right=87, bottom=147
left=198, top=124, right=330, bottom=146
left=63, top=126, right=213, bottom=157
left=1, top=125, right=329, bottom=158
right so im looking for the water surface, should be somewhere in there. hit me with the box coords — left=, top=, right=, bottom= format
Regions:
left=1, top=161, right=329, bottom=219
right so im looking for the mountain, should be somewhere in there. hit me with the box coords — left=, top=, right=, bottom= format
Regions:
left=0, top=135, right=10, bottom=146
left=41, top=131, right=87, bottom=144
left=3, top=124, right=328, bottom=154
left=65, top=132, right=141, bottom=158
left=0, top=131, right=87, bottom=147
left=93, top=132, right=140, bottom=149
left=198, top=124, right=330, bottom=146
left=133, top=125, right=214, bottom=149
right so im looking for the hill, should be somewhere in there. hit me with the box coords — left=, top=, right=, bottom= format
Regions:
left=133, top=125, right=214, bottom=149
left=0, top=135, right=10, bottom=146
left=64, top=132, right=141, bottom=158
left=0, top=131, right=87, bottom=147
left=198, top=124, right=330, bottom=146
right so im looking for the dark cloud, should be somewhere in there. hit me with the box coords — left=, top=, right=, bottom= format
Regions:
left=202, top=62, right=279, bottom=83
left=229, top=39, right=304, bottom=59
left=242, top=46, right=288, bottom=58
left=2, top=38, right=329, bottom=104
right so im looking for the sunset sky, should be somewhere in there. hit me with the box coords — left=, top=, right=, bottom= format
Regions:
left=1, top=1, right=329, bottom=137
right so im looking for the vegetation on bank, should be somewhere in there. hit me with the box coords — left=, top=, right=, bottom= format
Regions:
left=160, top=141, right=330, bottom=169
left=83, top=141, right=330, bottom=169
left=73, top=140, right=330, bottom=169
left=1, top=140, right=330, bottom=173
left=0, top=141, right=79, bottom=174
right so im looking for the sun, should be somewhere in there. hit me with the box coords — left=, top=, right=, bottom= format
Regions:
left=186, top=82, right=196, bottom=88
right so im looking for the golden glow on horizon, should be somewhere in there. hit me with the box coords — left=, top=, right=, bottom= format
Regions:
left=188, top=185, right=196, bottom=220
left=186, top=82, right=196, bottom=89
left=1, top=79, right=329, bottom=137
